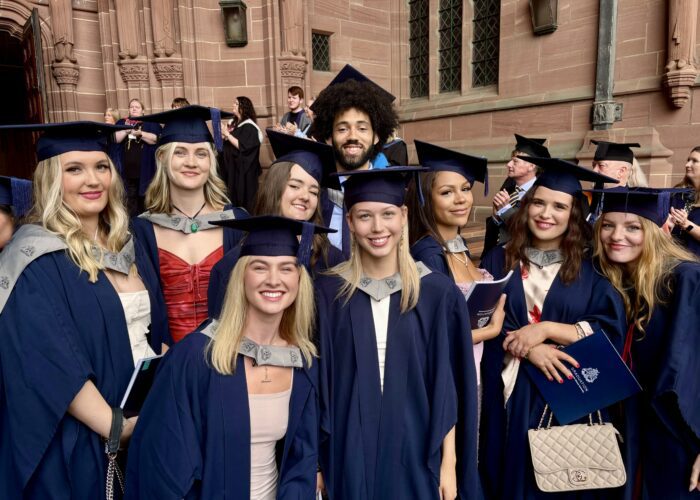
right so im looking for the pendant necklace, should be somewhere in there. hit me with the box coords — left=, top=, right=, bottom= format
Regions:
left=172, top=202, right=207, bottom=233
left=450, top=251, right=470, bottom=268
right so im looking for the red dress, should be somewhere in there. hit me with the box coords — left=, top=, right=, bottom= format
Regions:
left=158, top=246, right=224, bottom=343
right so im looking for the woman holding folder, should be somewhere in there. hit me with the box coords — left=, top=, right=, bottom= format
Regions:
left=407, top=140, right=506, bottom=400
left=592, top=187, right=700, bottom=498
left=0, top=122, right=169, bottom=498
left=478, top=157, right=627, bottom=499
left=126, top=216, right=330, bottom=499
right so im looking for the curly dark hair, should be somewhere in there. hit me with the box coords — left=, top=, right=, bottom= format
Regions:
left=235, top=96, right=257, bottom=126
left=504, top=186, right=592, bottom=285
left=311, top=79, right=398, bottom=153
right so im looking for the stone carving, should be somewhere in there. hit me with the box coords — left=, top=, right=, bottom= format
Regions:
left=50, top=0, right=77, bottom=63
left=280, top=0, right=305, bottom=56
left=279, top=58, right=306, bottom=79
left=153, top=58, right=183, bottom=82
left=118, top=59, right=149, bottom=83
left=51, top=61, right=79, bottom=86
left=116, top=0, right=141, bottom=60
left=151, top=0, right=177, bottom=58
left=663, top=0, right=698, bottom=108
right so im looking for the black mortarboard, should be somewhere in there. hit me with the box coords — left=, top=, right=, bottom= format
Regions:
left=521, top=156, right=618, bottom=196
left=414, top=140, right=489, bottom=195
left=514, top=134, right=551, bottom=158
left=310, top=64, right=395, bottom=112
left=0, top=121, right=131, bottom=162
left=210, top=215, right=335, bottom=269
left=266, top=129, right=340, bottom=190
left=586, top=186, right=692, bottom=227
left=592, top=140, right=640, bottom=164
left=0, top=176, right=32, bottom=217
left=137, top=105, right=234, bottom=152
left=336, top=167, right=427, bottom=210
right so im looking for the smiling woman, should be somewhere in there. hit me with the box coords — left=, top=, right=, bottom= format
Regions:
left=130, top=105, right=249, bottom=342
left=0, top=121, right=169, bottom=499
left=127, top=216, right=331, bottom=499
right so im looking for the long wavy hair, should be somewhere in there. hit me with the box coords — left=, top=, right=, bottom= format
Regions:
left=594, top=215, right=696, bottom=332
left=505, top=186, right=591, bottom=285
left=207, top=255, right=317, bottom=374
left=27, top=153, right=131, bottom=282
left=253, top=161, right=330, bottom=268
left=233, top=96, right=257, bottom=127
left=332, top=206, right=420, bottom=313
left=145, top=141, right=230, bottom=213
left=674, top=146, right=700, bottom=205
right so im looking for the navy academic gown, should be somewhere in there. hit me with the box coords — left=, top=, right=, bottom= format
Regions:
left=125, top=327, right=319, bottom=499
left=320, top=190, right=351, bottom=259
left=479, top=247, right=627, bottom=500
left=316, top=272, right=482, bottom=500
left=114, top=119, right=162, bottom=195
left=619, top=262, right=700, bottom=499
left=130, top=205, right=248, bottom=279
left=411, top=234, right=473, bottom=279
left=0, top=240, right=169, bottom=499
left=207, top=241, right=345, bottom=319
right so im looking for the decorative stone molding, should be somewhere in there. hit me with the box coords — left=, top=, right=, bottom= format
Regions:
left=116, top=0, right=141, bottom=60
left=152, top=57, right=183, bottom=83
left=280, top=0, right=305, bottom=56
left=151, top=0, right=177, bottom=58
left=118, top=58, right=149, bottom=83
left=50, top=0, right=77, bottom=63
left=51, top=61, right=79, bottom=86
left=663, top=0, right=698, bottom=108
left=279, top=55, right=306, bottom=89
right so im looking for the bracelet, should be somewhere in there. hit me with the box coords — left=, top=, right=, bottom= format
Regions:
left=574, top=323, right=585, bottom=340
left=105, top=407, right=124, bottom=454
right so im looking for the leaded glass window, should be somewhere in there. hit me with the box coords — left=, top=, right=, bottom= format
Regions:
left=472, top=0, right=500, bottom=87
left=409, top=0, right=429, bottom=98
left=312, top=32, right=331, bottom=72
left=438, top=0, right=462, bottom=93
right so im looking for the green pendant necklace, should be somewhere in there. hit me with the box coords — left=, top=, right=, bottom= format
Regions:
left=172, top=202, right=207, bottom=233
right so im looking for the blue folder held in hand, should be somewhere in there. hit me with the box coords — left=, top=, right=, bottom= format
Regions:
left=524, top=331, right=641, bottom=424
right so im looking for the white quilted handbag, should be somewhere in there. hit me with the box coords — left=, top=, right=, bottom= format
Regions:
left=527, top=405, right=626, bottom=492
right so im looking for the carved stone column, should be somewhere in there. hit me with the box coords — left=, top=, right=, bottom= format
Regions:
left=663, top=0, right=699, bottom=108
left=49, top=0, right=80, bottom=119
left=115, top=0, right=150, bottom=91
left=279, top=0, right=305, bottom=56
left=150, top=0, right=184, bottom=102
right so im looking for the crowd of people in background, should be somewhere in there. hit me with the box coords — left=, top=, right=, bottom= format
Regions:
left=0, top=64, right=698, bottom=500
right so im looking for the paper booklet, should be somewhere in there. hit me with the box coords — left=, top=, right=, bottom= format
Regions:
left=462, top=270, right=513, bottom=329
left=120, top=354, right=164, bottom=417
left=524, top=330, right=641, bottom=424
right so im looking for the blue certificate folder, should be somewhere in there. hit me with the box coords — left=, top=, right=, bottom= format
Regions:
left=524, top=331, right=641, bottom=424
left=463, top=270, right=513, bottom=329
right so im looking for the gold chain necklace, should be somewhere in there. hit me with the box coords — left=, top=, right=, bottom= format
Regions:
left=449, top=252, right=470, bottom=268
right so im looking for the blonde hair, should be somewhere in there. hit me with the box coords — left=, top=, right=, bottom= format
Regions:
left=27, top=153, right=132, bottom=282
left=626, top=158, right=648, bottom=187
left=332, top=212, right=420, bottom=313
left=594, top=215, right=696, bottom=332
left=105, top=107, right=121, bottom=123
left=144, top=142, right=230, bottom=213
left=207, top=255, right=317, bottom=374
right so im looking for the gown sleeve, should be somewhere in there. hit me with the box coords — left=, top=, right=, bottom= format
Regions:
left=125, top=340, right=205, bottom=499
left=0, top=256, right=94, bottom=488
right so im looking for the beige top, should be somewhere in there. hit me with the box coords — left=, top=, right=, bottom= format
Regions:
left=249, top=374, right=293, bottom=500
left=118, top=290, right=155, bottom=365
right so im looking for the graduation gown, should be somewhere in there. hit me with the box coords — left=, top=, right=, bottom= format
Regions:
left=320, top=189, right=351, bottom=259
left=316, top=271, right=481, bottom=500
left=619, top=262, right=700, bottom=499
left=0, top=225, right=169, bottom=499
left=125, top=327, right=319, bottom=499
left=478, top=247, right=627, bottom=500
left=206, top=241, right=345, bottom=319
left=220, top=122, right=262, bottom=212
left=114, top=119, right=162, bottom=195
left=410, top=234, right=471, bottom=278
left=130, top=205, right=248, bottom=280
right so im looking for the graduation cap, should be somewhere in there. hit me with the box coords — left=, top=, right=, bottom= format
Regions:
left=514, top=134, right=551, bottom=159
left=0, top=121, right=131, bottom=162
left=0, top=176, right=32, bottom=217
left=310, top=64, right=395, bottom=112
left=336, top=166, right=428, bottom=210
left=585, top=186, right=692, bottom=227
left=266, top=129, right=340, bottom=190
left=414, top=140, right=489, bottom=195
left=209, top=215, right=336, bottom=268
left=137, top=105, right=234, bottom=152
left=520, top=156, right=618, bottom=196
left=592, top=140, right=640, bottom=164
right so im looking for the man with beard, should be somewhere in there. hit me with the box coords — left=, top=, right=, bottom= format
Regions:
left=310, top=64, right=399, bottom=257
